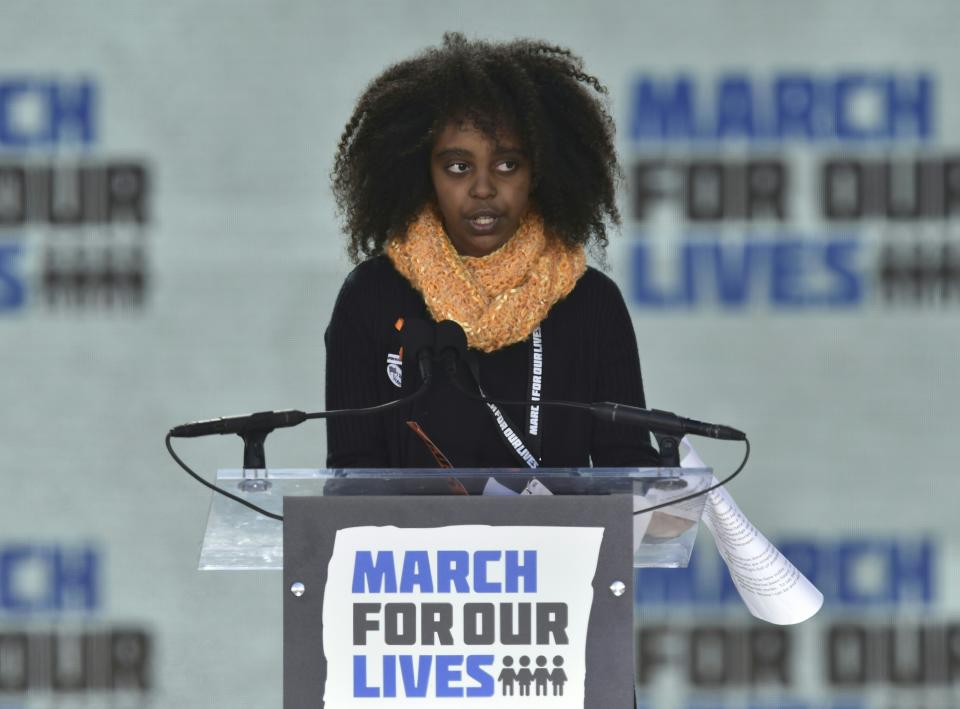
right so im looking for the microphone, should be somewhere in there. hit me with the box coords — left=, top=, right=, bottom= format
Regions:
left=169, top=409, right=307, bottom=438
left=168, top=319, right=439, bottom=471
left=165, top=317, right=446, bottom=517
left=435, top=319, right=468, bottom=376
left=170, top=318, right=439, bottom=441
left=590, top=403, right=746, bottom=441
left=434, top=319, right=746, bottom=442
left=402, top=318, right=435, bottom=383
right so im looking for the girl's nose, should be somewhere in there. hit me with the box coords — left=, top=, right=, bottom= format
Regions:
left=469, top=171, right=497, bottom=199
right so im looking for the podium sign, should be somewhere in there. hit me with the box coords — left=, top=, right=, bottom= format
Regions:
left=283, top=495, right=633, bottom=709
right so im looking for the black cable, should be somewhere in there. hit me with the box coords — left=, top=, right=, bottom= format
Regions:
left=166, top=382, right=435, bottom=522
left=445, top=373, right=752, bottom=517
left=632, top=438, right=749, bottom=516
left=168, top=371, right=750, bottom=524
left=301, top=380, right=433, bottom=421
left=166, top=431, right=284, bottom=521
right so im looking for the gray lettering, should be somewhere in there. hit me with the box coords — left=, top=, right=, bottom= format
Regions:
left=384, top=603, right=417, bottom=645
left=463, top=603, right=496, bottom=645
left=500, top=603, right=532, bottom=645
left=353, top=603, right=381, bottom=645
left=420, top=603, right=454, bottom=646
left=536, top=603, right=569, bottom=645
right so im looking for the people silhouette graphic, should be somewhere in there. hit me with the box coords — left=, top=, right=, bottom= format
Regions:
left=550, top=656, right=568, bottom=696
left=534, top=655, right=551, bottom=696
left=516, top=655, right=534, bottom=696
left=498, top=656, right=517, bottom=696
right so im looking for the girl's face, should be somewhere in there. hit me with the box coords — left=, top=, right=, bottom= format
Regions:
left=430, top=120, right=531, bottom=257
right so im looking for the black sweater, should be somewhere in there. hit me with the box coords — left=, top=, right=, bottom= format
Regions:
left=324, top=256, right=659, bottom=469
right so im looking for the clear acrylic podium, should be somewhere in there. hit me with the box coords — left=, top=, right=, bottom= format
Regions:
left=198, top=467, right=712, bottom=709
left=198, top=467, right=712, bottom=571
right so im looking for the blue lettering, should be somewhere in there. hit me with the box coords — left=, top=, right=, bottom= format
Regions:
left=630, top=76, right=697, bottom=140
left=637, top=538, right=936, bottom=608
left=774, top=75, right=817, bottom=139
left=837, top=541, right=893, bottom=604
left=687, top=697, right=864, bottom=708
left=352, top=655, right=379, bottom=697
left=399, top=551, right=433, bottom=593
left=769, top=240, right=807, bottom=306
left=504, top=550, right=536, bottom=593
left=352, top=551, right=397, bottom=593
left=465, top=655, right=495, bottom=697
left=738, top=699, right=866, bottom=709
left=631, top=236, right=865, bottom=310
left=0, top=242, right=25, bottom=311
left=823, top=239, right=863, bottom=304
left=473, top=551, right=501, bottom=593
left=835, top=74, right=884, bottom=140
left=890, top=538, right=934, bottom=604
left=885, top=73, right=932, bottom=140
left=0, top=81, right=32, bottom=147
left=0, top=545, right=98, bottom=614
left=382, top=655, right=396, bottom=698
left=436, top=551, right=469, bottom=593
left=49, top=80, right=96, bottom=145
left=631, top=240, right=691, bottom=307
left=628, top=72, right=933, bottom=144
left=686, top=701, right=726, bottom=709
left=399, top=655, right=431, bottom=697
left=0, top=79, right=95, bottom=148
left=1, top=546, right=34, bottom=612
left=712, top=240, right=757, bottom=306
left=53, top=546, right=98, bottom=611
left=680, top=241, right=699, bottom=305
left=715, top=74, right=755, bottom=138
left=435, top=655, right=463, bottom=698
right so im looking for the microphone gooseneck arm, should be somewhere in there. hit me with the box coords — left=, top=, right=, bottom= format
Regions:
left=167, top=317, right=751, bottom=522
left=433, top=319, right=745, bottom=444
left=592, top=402, right=746, bottom=441
left=168, top=317, right=437, bottom=467
left=166, top=318, right=439, bottom=520
left=432, top=319, right=752, bottom=511
left=439, top=369, right=751, bottom=515
left=165, top=377, right=435, bottom=523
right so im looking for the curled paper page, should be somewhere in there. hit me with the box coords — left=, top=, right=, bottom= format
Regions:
left=682, top=440, right=824, bottom=625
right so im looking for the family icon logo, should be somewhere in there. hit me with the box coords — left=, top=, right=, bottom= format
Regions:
left=497, top=655, right=567, bottom=697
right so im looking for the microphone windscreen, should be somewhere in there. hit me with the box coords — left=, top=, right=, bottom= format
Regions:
left=401, top=318, right=434, bottom=358
left=435, top=320, right=468, bottom=358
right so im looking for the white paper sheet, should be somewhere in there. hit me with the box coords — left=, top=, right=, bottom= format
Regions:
left=482, top=444, right=823, bottom=626
left=682, top=439, right=824, bottom=625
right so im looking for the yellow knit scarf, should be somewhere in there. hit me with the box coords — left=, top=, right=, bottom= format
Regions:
left=386, top=207, right=586, bottom=352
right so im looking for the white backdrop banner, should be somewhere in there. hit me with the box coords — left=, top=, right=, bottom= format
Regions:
left=1, top=1, right=957, bottom=708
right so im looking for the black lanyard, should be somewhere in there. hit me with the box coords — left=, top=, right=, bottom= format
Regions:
left=525, top=326, right=544, bottom=461
left=464, top=327, right=543, bottom=469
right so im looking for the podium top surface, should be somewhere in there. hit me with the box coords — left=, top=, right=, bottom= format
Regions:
left=199, top=467, right=712, bottom=571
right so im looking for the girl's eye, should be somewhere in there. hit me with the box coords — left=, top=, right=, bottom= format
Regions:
left=446, top=162, right=470, bottom=174
left=497, top=160, right=519, bottom=173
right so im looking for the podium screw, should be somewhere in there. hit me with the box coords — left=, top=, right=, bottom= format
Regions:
left=291, top=581, right=306, bottom=597
left=609, top=580, right=626, bottom=597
